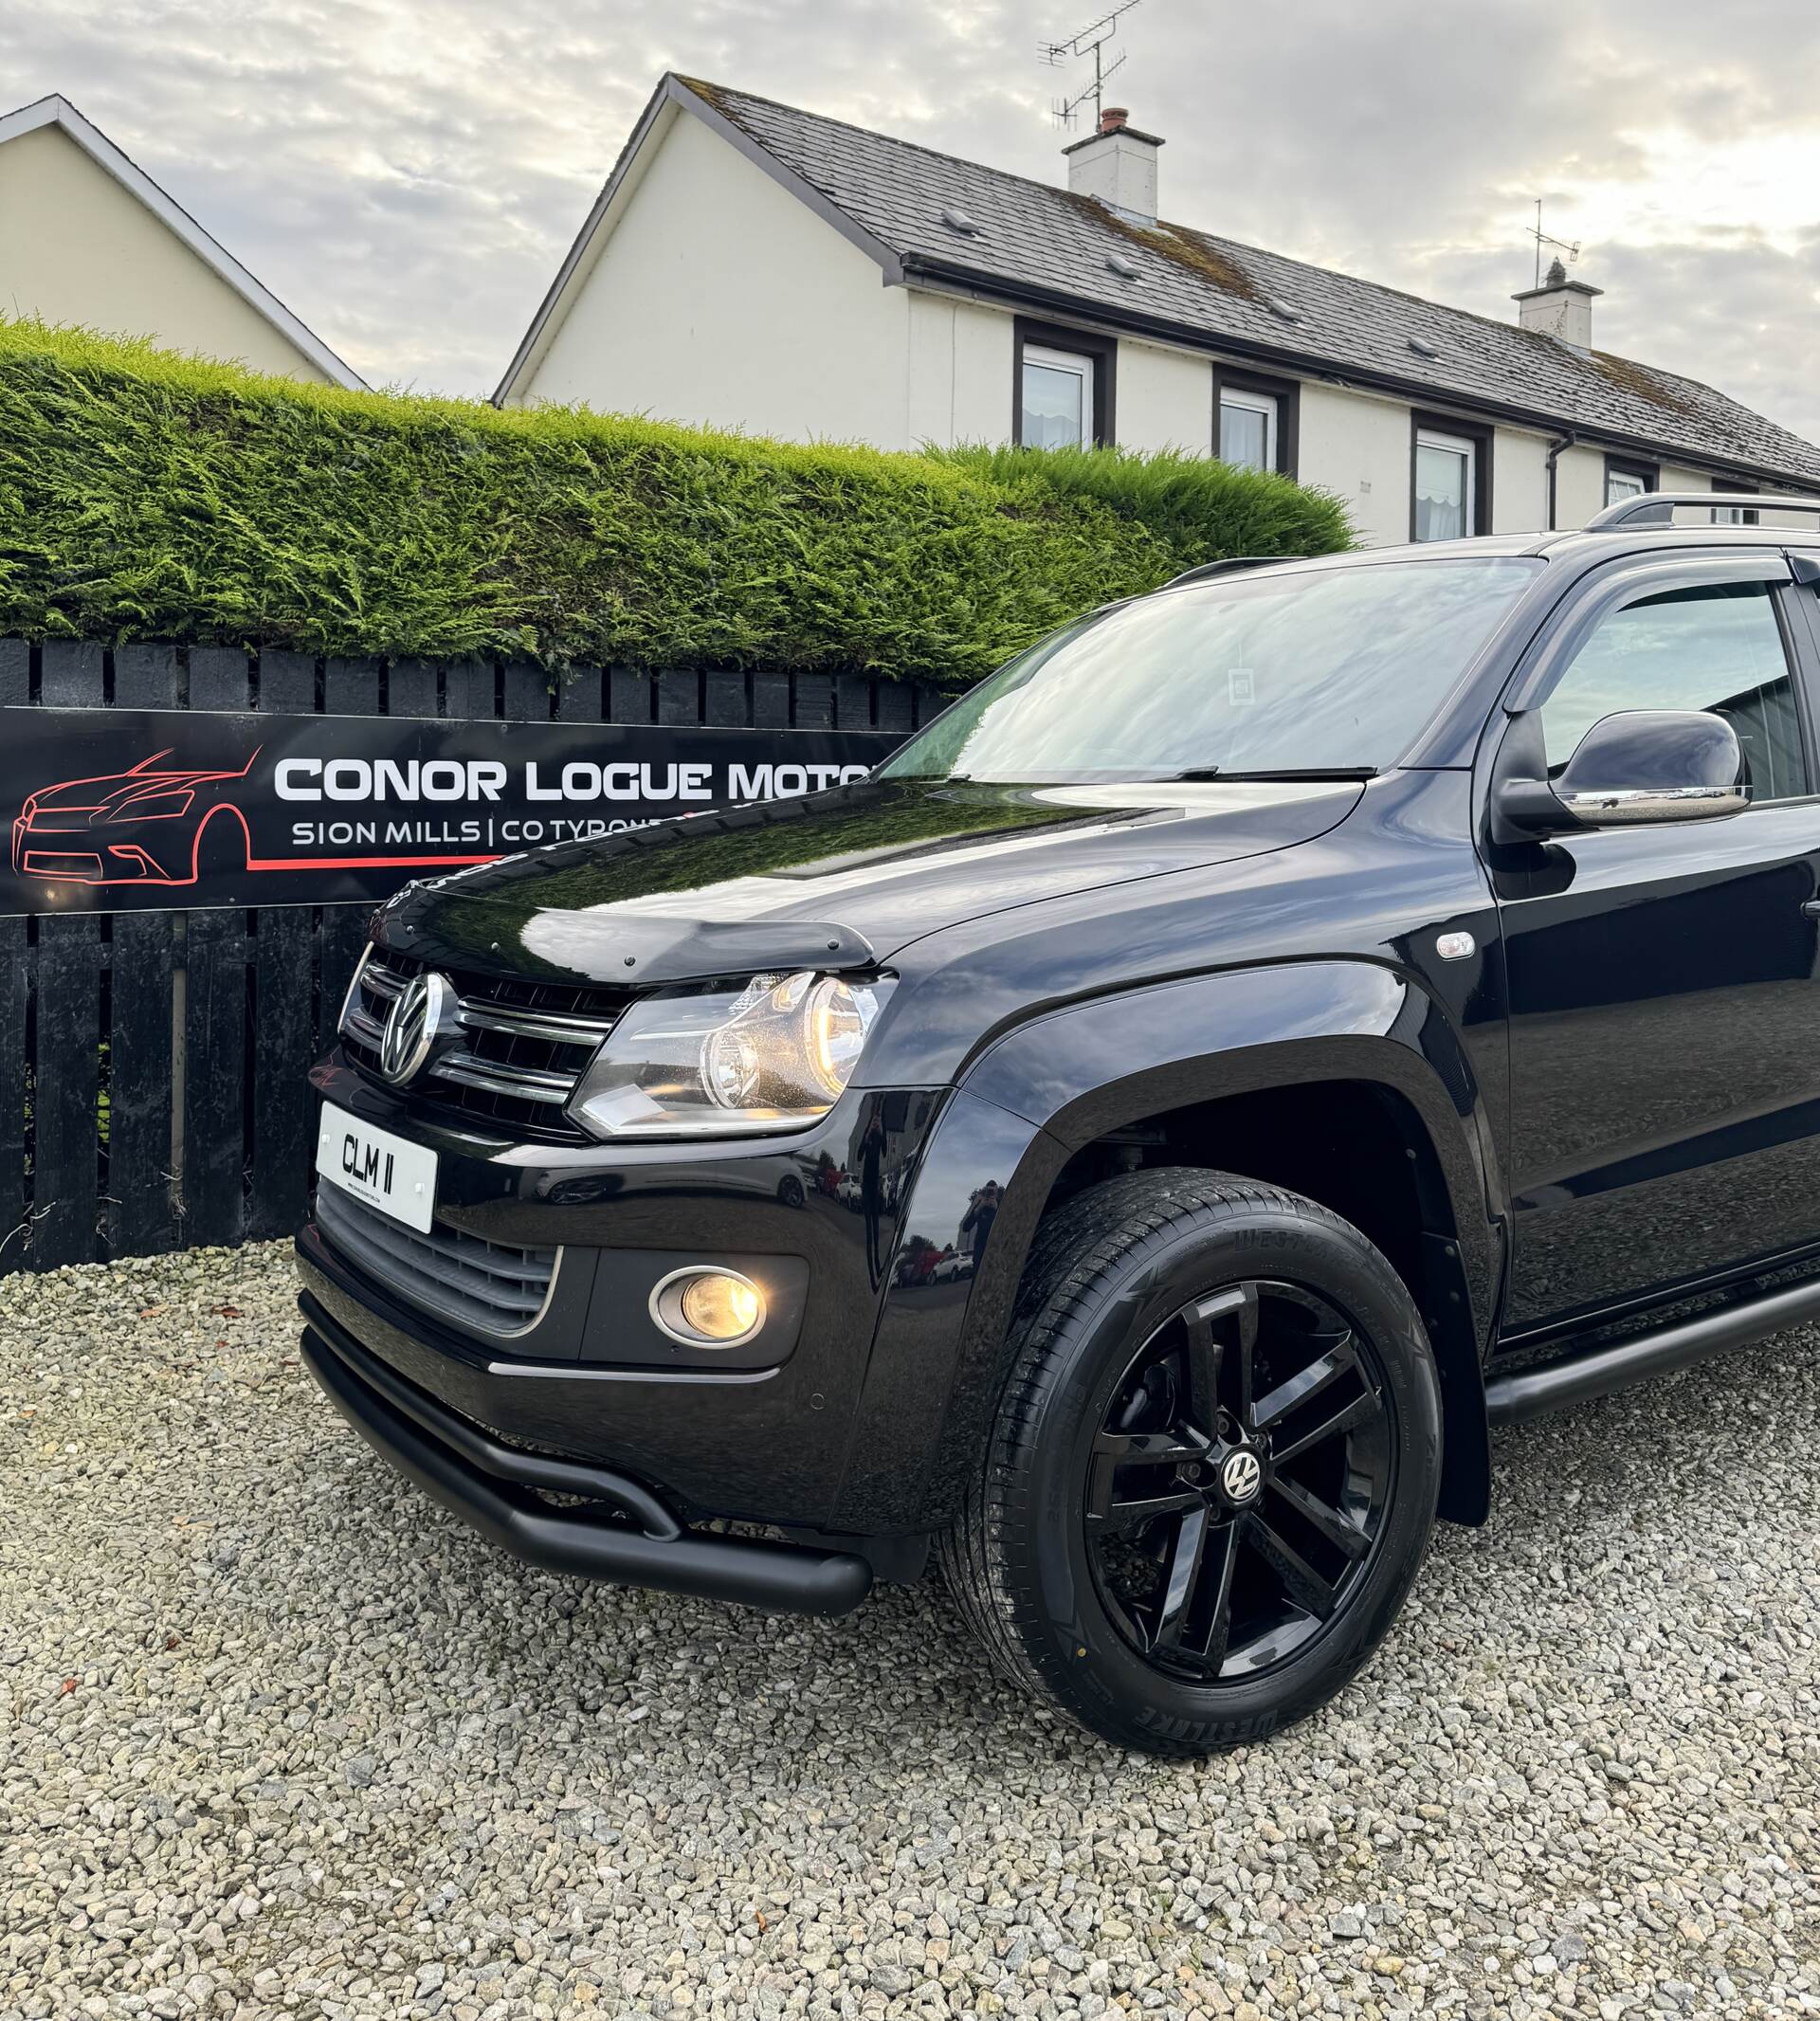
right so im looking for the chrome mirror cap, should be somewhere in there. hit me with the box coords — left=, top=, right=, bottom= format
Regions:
left=1552, top=709, right=1749, bottom=830
left=1556, top=779, right=1751, bottom=825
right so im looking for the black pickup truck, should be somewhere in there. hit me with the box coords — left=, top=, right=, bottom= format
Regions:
left=299, top=493, right=1820, bottom=1756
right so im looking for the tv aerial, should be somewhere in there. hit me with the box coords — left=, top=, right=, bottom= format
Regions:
left=1040, top=1, right=1142, bottom=130
left=1528, top=199, right=1582, bottom=287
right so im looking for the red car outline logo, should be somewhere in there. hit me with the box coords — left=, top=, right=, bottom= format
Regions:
left=11, top=747, right=260, bottom=886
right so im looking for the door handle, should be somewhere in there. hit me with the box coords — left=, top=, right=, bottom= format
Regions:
left=1803, top=899, right=1820, bottom=917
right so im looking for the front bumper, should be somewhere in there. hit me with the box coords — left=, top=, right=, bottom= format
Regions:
left=300, top=1054, right=951, bottom=1536
left=301, top=1291, right=872, bottom=1616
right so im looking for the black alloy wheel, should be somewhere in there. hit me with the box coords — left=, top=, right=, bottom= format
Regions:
left=941, top=1168, right=1442, bottom=1757
left=1086, top=1278, right=1393, bottom=1684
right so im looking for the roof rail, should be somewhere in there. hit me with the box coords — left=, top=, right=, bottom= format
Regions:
left=1585, top=491, right=1820, bottom=530
left=1164, top=555, right=1302, bottom=589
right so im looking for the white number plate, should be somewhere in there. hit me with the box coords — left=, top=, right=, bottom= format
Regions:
left=316, top=1103, right=437, bottom=1233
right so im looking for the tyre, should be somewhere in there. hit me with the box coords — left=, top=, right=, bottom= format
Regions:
left=940, top=1168, right=1442, bottom=1756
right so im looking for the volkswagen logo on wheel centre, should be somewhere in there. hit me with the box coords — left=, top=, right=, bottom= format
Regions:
left=1219, top=1448, right=1264, bottom=1506
left=379, top=972, right=460, bottom=1085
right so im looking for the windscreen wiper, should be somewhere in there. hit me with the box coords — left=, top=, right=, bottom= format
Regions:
left=1167, top=766, right=1379, bottom=782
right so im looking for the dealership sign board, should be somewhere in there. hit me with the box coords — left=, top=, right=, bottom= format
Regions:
left=3, top=707, right=901, bottom=915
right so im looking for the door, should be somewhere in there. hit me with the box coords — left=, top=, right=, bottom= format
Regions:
left=1493, top=555, right=1820, bottom=1332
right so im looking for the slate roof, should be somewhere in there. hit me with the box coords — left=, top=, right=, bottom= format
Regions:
left=677, top=77, right=1820, bottom=490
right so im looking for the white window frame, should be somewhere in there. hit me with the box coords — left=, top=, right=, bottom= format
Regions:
left=1218, top=388, right=1279, bottom=473
left=1605, top=465, right=1649, bottom=506
left=1020, top=343, right=1095, bottom=450
left=1414, top=428, right=1477, bottom=541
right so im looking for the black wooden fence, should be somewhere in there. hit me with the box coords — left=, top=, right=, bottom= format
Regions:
left=0, top=639, right=949, bottom=1276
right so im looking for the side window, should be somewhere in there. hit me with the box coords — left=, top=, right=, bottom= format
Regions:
left=1539, top=579, right=1808, bottom=803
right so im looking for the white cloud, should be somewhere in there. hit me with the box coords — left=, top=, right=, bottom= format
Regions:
left=9, top=0, right=1820, bottom=441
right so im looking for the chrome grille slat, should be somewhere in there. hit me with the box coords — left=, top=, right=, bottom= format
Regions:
left=364, top=961, right=617, bottom=1043
left=314, top=1179, right=557, bottom=1336
left=342, top=947, right=631, bottom=1139
left=431, top=1051, right=574, bottom=1102
left=455, top=1003, right=618, bottom=1045
left=343, top=1006, right=386, bottom=1047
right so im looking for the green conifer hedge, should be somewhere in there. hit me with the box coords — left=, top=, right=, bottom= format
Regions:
left=0, top=319, right=1352, bottom=685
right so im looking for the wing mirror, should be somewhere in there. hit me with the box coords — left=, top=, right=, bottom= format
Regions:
left=1493, top=709, right=1750, bottom=841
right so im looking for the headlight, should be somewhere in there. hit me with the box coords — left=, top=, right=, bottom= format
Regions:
left=567, top=970, right=893, bottom=1139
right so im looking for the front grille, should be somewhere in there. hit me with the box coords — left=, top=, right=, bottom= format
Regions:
left=314, top=1177, right=558, bottom=1336
left=340, top=947, right=630, bottom=1140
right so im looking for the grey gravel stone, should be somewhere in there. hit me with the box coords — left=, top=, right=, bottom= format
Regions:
left=2, top=1239, right=1818, bottom=2021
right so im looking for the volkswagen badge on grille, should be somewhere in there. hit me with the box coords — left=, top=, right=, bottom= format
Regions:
left=379, top=972, right=460, bottom=1085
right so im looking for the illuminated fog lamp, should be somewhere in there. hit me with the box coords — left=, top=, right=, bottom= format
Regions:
left=650, top=1267, right=766, bottom=1347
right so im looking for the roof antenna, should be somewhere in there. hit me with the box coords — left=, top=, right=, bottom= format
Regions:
left=1040, top=1, right=1142, bottom=129
left=1528, top=198, right=1582, bottom=287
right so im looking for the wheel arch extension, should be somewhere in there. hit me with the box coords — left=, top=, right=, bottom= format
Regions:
left=839, top=962, right=1500, bottom=1536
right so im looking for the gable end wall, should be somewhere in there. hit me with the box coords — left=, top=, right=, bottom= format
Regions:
left=519, top=111, right=925, bottom=445
left=0, top=123, right=329, bottom=382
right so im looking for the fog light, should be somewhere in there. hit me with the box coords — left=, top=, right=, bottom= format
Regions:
left=650, top=1267, right=766, bottom=1347
left=682, top=1273, right=761, bottom=1339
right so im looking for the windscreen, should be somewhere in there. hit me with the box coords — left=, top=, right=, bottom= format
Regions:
left=880, top=556, right=1543, bottom=784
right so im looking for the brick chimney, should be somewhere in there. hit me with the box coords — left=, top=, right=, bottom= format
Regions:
left=1512, top=257, right=1602, bottom=353
left=1064, top=105, right=1164, bottom=226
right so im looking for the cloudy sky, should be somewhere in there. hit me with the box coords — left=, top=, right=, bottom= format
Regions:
left=9, top=0, right=1820, bottom=438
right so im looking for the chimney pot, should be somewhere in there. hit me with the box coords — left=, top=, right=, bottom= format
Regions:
left=1064, top=108, right=1164, bottom=225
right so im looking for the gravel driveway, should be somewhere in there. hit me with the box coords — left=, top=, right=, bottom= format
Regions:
left=3, top=1244, right=1817, bottom=2021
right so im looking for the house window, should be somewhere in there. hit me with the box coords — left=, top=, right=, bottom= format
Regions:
left=1413, top=428, right=1478, bottom=541
left=1604, top=457, right=1659, bottom=507
left=1213, top=371, right=1298, bottom=477
left=1713, top=481, right=1758, bottom=526
left=1021, top=344, right=1094, bottom=449
left=1219, top=389, right=1276, bottom=471
left=1013, top=320, right=1115, bottom=449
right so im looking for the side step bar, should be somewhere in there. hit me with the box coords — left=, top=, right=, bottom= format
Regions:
left=1483, top=1273, right=1820, bottom=1428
